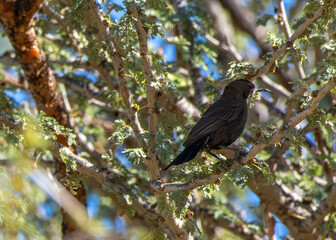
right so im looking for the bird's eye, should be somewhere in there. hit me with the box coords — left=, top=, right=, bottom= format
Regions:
left=249, top=84, right=254, bottom=89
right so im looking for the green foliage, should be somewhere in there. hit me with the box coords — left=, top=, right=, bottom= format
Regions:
left=248, top=122, right=278, bottom=144
left=155, top=108, right=181, bottom=164
left=257, top=14, right=276, bottom=26
left=169, top=190, right=192, bottom=219
left=184, top=219, right=202, bottom=236
left=199, top=184, right=220, bottom=199
left=120, top=206, right=136, bottom=217
left=264, top=32, right=285, bottom=48
left=157, top=194, right=172, bottom=217
left=122, top=148, right=146, bottom=165
left=107, top=90, right=125, bottom=108
left=0, top=124, right=21, bottom=149
left=308, top=108, right=327, bottom=129
left=290, top=79, right=309, bottom=91
left=226, top=165, right=254, bottom=188
left=289, top=45, right=307, bottom=64
left=285, top=128, right=308, bottom=157
left=222, top=61, right=256, bottom=81
left=102, top=150, right=129, bottom=174
left=87, top=40, right=107, bottom=65
left=109, top=119, right=132, bottom=146
left=0, top=91, right=14, bottom=113
left=0, top=167, right=49, bottom=239
left=66, top=0, right=90, bottom=23
left=143, top=227, right=168, bottom=240
left=276, top=169, right=325, bottom=201
left=62, top=173, right=87, bottom=195
left=304, top=0, right=323, bottom=14
left=60, top=149, right=77, bottom=171
left=252, top=161, right=276, bottom=185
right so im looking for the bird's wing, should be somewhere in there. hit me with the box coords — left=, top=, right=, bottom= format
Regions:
left=183, top=101, right=244, bottom=147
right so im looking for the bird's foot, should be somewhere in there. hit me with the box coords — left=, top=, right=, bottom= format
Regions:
left=237, top=149, right=248, bottom=164
left=238, top=149, right=247, bottom=157
left=216, top=148, right=247, bottom=162
left=208, top=148, right=248, bottom=163
left=207, top=151, right=225, bottom=160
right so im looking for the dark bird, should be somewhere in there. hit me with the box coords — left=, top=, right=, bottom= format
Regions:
left=164, top=79, right=256, bottom=170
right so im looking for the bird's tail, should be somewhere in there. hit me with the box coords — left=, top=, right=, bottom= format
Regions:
left=164, top=142, right=203, bottom=170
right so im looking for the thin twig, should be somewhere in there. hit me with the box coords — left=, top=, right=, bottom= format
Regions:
left=245, top=77, right=336, bottom=162
left=251, top=2, right=330, bottom=81
left=83, top=0, right=144, bottom=137
left=276, top=0, right=306, bottom=79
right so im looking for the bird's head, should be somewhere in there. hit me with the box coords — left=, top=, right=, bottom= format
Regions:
left=224, top=79, right=255, bottom=99
left=224, top=79, right=271, bottom=99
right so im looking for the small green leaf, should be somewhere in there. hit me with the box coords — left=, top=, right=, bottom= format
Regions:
left=122, top=148, right=146, bottom=165
left=109, top=120, right=132, bottom=146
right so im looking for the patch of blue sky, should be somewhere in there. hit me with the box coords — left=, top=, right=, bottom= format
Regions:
left=17, top=232, right=26, bottom=240
left=101, top=217, right=114, bottom=229
left=246, top=189, right=260, bottom=206
left=101, top=216, right=126, bottom=233
left=260, top=90, right=272, bottom=99
left=274, top=215, right=290, bottom=239
left=106, top=0, right=126, bottom=22
left=240, top=189, right=289, bottom=239
left=87, top=193, right=101, bottom=217
left=200, top=55, right=222, bottom=79
left=149, top=35, right=177, bottom=63
left=305, top=132, right=315, bottom=144
left=37, top=202, right=58, bottom=219
left=4, top=89, right=36, bottom=107
left=74, top=69, right=99, bottom=83
left=115, top=145, right=131, bottom=167
left=231, top=196, right=260, bottom=224
left=246, top=38, right=261, bottom=59
left=114, top=217, right=127, bottom=232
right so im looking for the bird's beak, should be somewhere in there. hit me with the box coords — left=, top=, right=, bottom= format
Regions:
left=254, top=88, right=272, bottom=94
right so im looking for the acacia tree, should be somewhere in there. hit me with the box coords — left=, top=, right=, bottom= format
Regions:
left=0, top=0, right=336, bottom=239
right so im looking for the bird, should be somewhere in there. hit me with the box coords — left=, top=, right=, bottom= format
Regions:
left=164, top=79, right=255, bottom=170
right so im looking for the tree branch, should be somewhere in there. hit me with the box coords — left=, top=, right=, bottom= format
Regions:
left=251, top=2, right=330, bottom=81
left=154, top=77, right=336, bottom=195
left=276, top=0, right=305, bottom=80
left=0, top=0, right=87, bottom=234
left=129, top=6, right=160, bottom=181
left=82, top=0, right=144, bottom=137
left=218, top=0, right=271, bottom=54
left=300, top=184, right=336, bottom=234
left=264, top=209, right=276, bottom=240
left=194, top=206, right=264, bottom=240
left=0, top=112, right=21, bottom=130
left=245, top=77, right=336, bottom=163
left=59, top=147, right=187, bottom=239
left=0, top=0, right=68, bottom=125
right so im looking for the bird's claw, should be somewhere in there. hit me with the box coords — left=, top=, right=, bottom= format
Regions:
left=238, top=149, right=248, bottom=157
left=207, top=151, right=225, bottom=160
